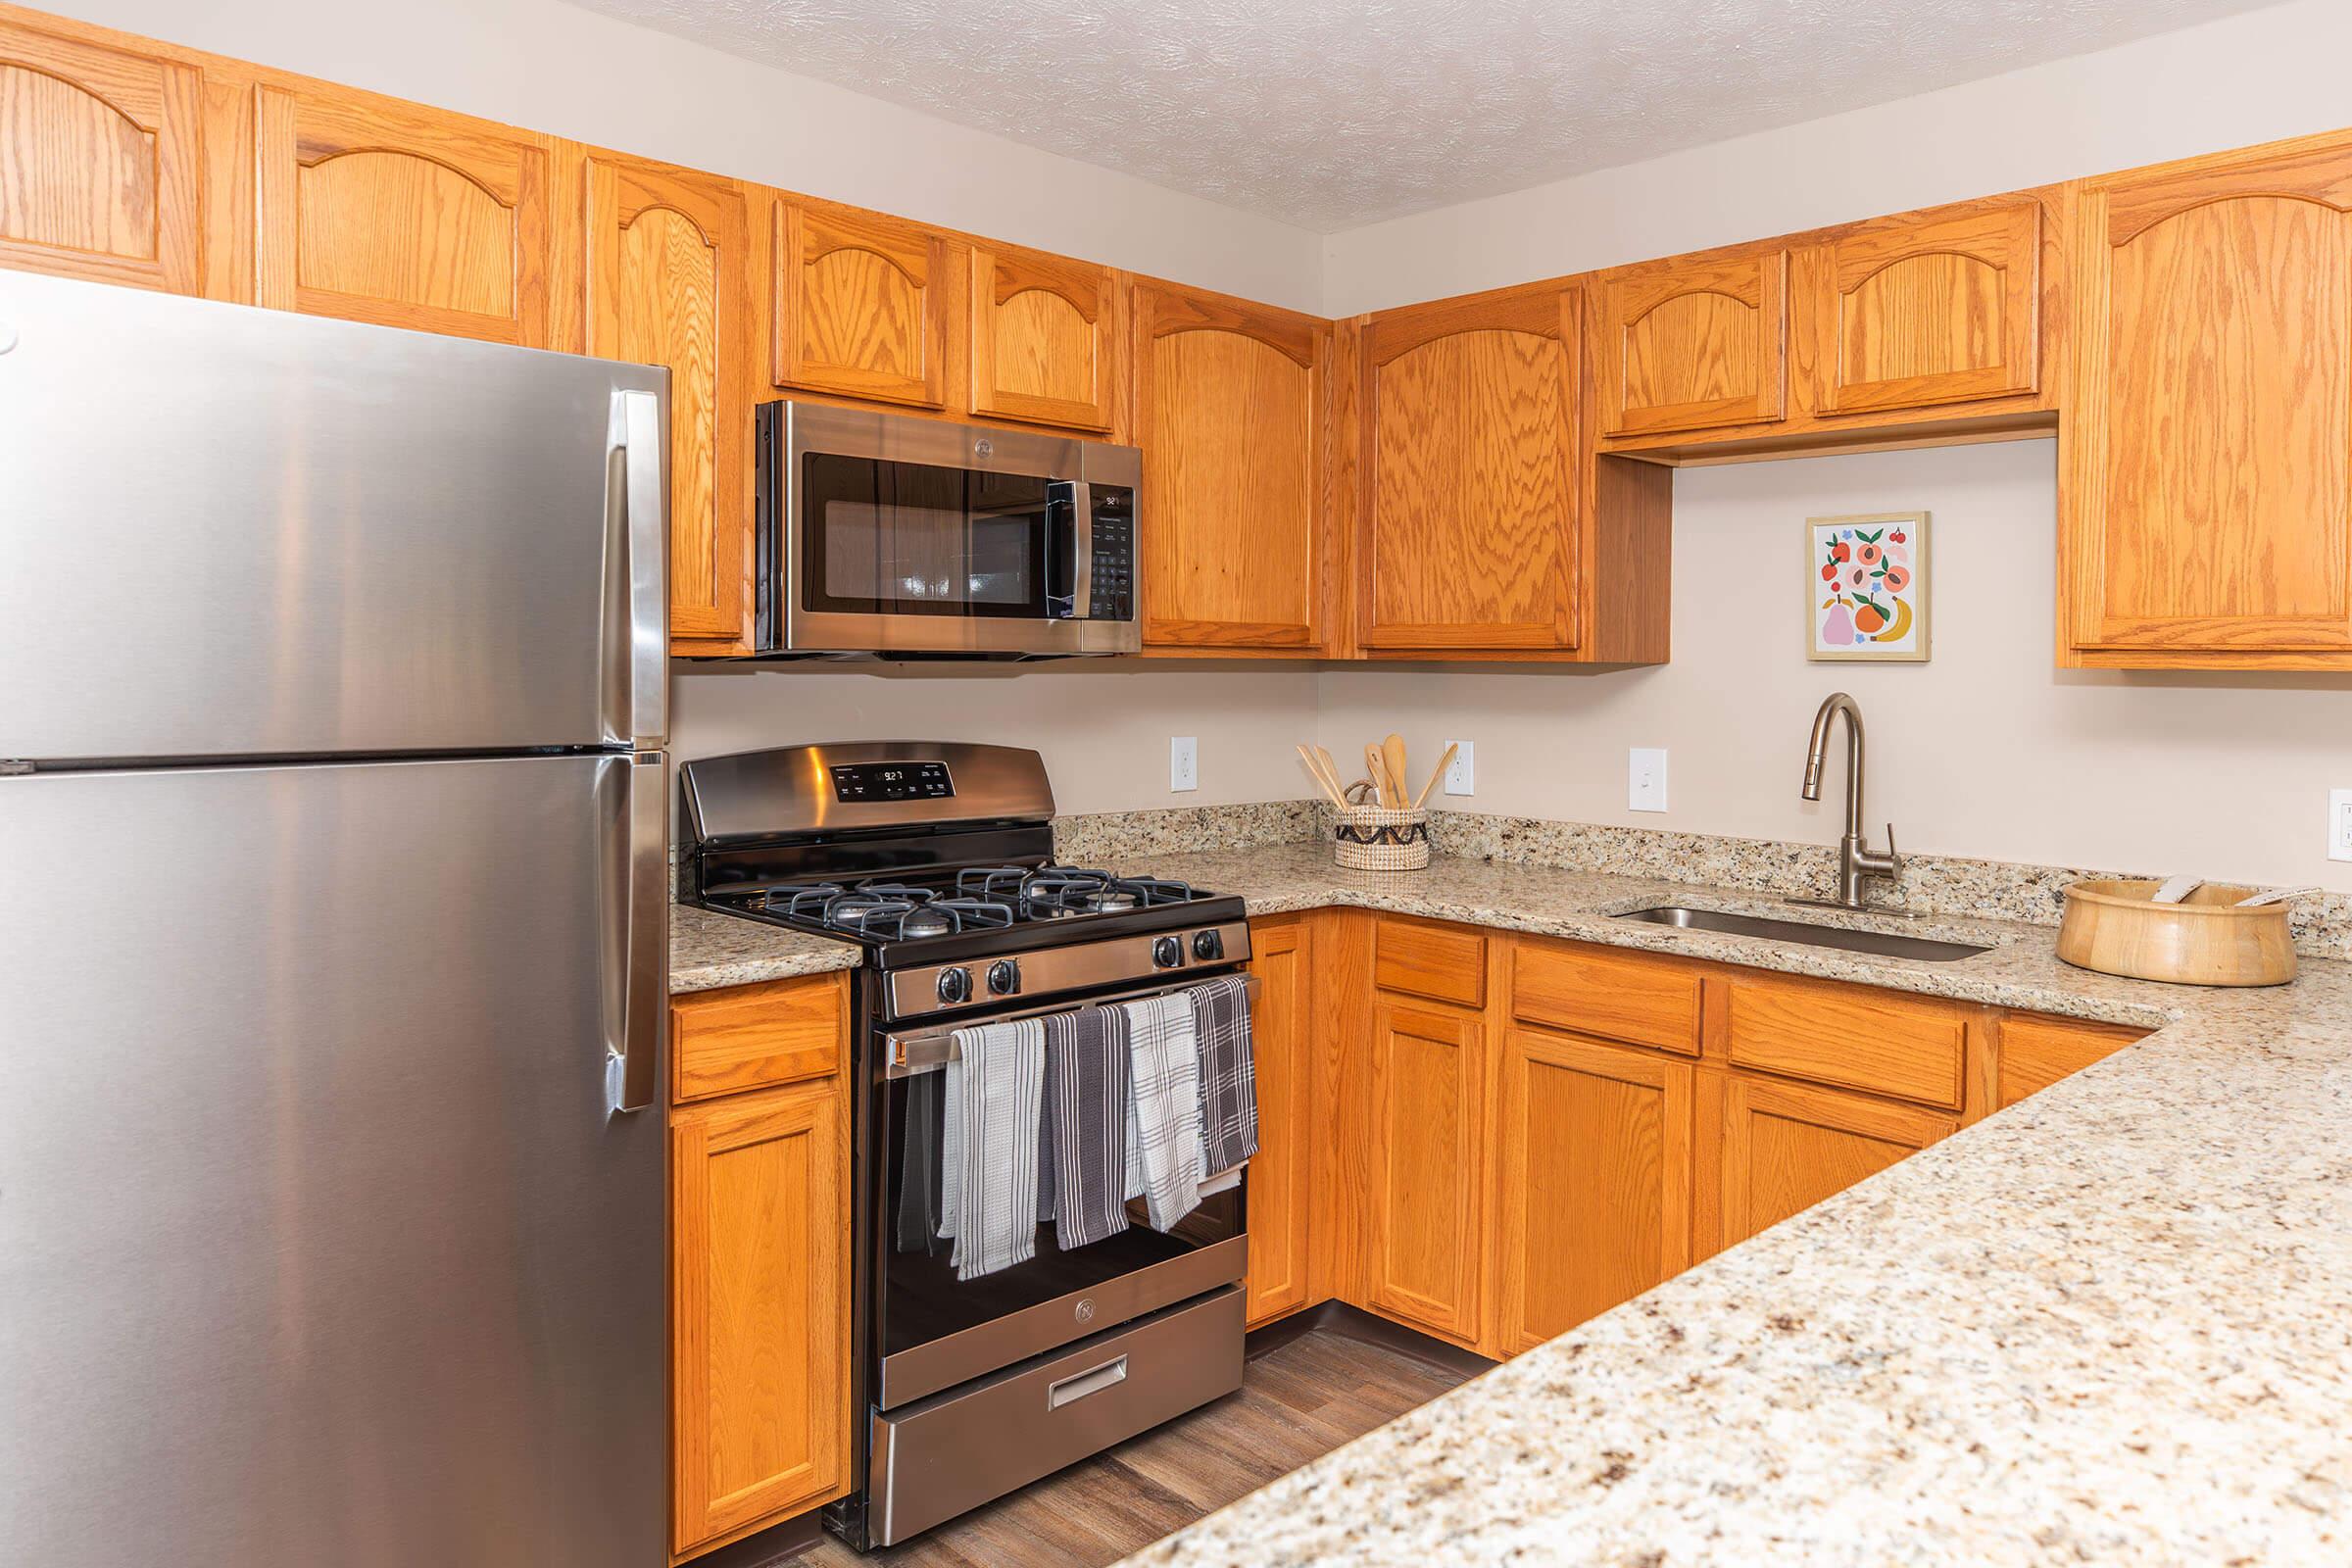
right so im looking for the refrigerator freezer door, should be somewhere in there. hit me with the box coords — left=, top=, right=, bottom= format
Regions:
left=0, top=270, right=666, bottom=761
left=0, top=757, right=666, bottom=1568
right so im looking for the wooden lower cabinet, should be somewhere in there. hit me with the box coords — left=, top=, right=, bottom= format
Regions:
left=1365, top=995, right=1487, bottom=1345
left=1242, top=915, right=1314, bottom=1325
left=1491, top=1027, right=1692, bottom=1355
left=670, top=993, right=852, bottom=1559
left=1709, top=1072, right=1957, bottom=1253
left=1994, top=1013, right=2145, bottom=1109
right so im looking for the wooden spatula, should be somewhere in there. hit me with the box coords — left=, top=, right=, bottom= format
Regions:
left=1383, top=734, right=1408, bottom=808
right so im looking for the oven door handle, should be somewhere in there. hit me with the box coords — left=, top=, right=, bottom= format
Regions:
left=882, top=972, right=1258, bottom=1079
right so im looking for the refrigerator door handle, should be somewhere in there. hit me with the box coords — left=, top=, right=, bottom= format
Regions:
left=606, top=387, right=668, bottom=750
left=600, top=753, right=667, bottom=1113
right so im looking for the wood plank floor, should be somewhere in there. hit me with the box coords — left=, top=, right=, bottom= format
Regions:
left=799, top=1324, right=1475, bottom=1568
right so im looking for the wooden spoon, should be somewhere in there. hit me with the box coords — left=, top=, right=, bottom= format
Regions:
left=1296, top=743, right=1347, bottom=807
left=1364, top=743, right=1396, bottom=807
left=1412, top=743, right=1458, bottom=809
left=1383, top=734, right=1409, bottom=809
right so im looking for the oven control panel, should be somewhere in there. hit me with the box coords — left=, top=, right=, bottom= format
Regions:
left=830, top=760, right=954, bottom=803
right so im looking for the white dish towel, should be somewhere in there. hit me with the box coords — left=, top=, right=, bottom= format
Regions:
left=938, top=1016, right=1047, bottom=1281
left=1115, top=992, right=1201, bottom=1232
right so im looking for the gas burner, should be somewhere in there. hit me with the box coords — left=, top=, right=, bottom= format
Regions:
left=822, top=894, right=922, bottom=933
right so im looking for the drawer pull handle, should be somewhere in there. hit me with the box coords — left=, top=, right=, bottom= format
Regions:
left=1046, top=1355, right=1129, bottom=1410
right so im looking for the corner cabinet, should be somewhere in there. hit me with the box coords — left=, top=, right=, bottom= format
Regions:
left=1134, top=279, right=1331, bottom=655
left=1353, top=284, right=1583, bottom=653
left=969, top=242, right=1123, bottom=433
left=0, top=14, right=210, bottom=295
left=2063, top=133, right=2352, bottom=667
left=580, top=152, right=755, bottom=654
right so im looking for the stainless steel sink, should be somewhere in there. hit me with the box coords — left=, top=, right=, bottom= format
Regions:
left=1611, top=906, right=1992, bottom=962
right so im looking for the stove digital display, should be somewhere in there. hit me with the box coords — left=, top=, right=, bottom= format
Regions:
left=831, top=760, right=954, bottom=803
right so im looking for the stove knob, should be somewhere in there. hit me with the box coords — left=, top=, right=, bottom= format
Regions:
left=936, top=966, right=972, bottom=1004
left=1191, top=928, right=1224, bottom=962
left=1152, top=935, right=1183, bottom=969
left=987, top=958, right=1021, bottom=996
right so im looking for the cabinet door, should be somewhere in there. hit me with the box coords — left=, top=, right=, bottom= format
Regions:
left=1817, top=201, right=2039, bottom=415
left=1715, top=1074, right=1955, bottom=1250
left=1243, top=916, right=1314, bottom=1325
left=0, top=16, right=205, bottom=294
left=1134, top=280, right=1330, bottom=653
left=773, top=200, right=952, bottom=409
left=969, top=243, right=1121, bottom=431
left=583, top=153, right=754, bottom=651
left=2065, top=139, right=2352, bottom=659
left=1358, top=287, right=1580, bottom=651
left=255, top=83, right=555, bottom=345
left=1367, top=998, right=1485, bottom=1344
left=1493, top=1029, right=1692, bottom=1355
left=1599, top=250, right=1787, bottom=436
left=672, top=1080, right=851, bottom=1554
left=1994, top=1014, right=2143, bottom=1110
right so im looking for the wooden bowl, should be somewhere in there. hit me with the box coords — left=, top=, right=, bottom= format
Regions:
left=2056, top=879, right=2295, bottom=986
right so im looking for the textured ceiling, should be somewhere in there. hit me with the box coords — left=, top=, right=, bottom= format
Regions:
left=565, top=0, right=2286, bottom=230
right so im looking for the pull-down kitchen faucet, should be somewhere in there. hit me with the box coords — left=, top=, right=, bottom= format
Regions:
left=1800, top=693, right=1899, bottom=910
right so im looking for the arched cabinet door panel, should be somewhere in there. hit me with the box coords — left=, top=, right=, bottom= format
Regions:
left=254, top=82, right=556, bottom=346
left=970, top=242, right=1122, bottom=432
left=2064, top=136, right=2352, bottom=662
left=1134, top=279, right=1329, bottom=653
left=1599, top=250, right=1787, bottom=436
left=1819, top=200, right=2040, bottom=415
left=773, top=201, right=952, bottom=409
left=0, top=16, right=206, bottom=294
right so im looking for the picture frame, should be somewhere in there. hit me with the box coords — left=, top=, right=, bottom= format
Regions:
left=1807, top=511, right=1929, bottom=662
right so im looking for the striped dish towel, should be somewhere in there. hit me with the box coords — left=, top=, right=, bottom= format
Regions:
left=939, top=1016, right=1047, bottom=1281
left=1113, top=992, right=1201, bottom=1232
left=1188, top=975, right=1259, bottom=1176
left=1041, top=1007, right=1131, bottom=1249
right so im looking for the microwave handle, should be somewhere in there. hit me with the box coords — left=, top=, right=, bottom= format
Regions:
left=1045, top=479, right=1093, bottom=620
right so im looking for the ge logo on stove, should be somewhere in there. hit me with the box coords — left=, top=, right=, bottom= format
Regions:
left=973, top=437, right=994, bottom=458
left=1074, top=1298, right=1096, bottom=1324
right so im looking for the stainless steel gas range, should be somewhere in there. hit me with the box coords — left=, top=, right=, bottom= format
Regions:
left=677, top=743, right=1250, bottom=1549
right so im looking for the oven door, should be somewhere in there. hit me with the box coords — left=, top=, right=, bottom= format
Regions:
left=873, top=984, right=1248, bottom=1410
left=763, top=402, right=1140, bottom=657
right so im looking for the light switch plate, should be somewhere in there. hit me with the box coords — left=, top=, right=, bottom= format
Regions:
left=2330, top=788, right=2352, bottom=862
left=1170, top=736, right=1198, bottom=793
left=1445, top=740, right=1474, bottom=796
left=1629, top=747, right=1668, bottom=812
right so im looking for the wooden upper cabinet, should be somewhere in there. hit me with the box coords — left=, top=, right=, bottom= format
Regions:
left=1366, top=997, right=1486, bottom=1346
left=969, top=242, right=1122, bottom=431
left=1814, top=199, right=2040, bottom=415
left=773, top=200, right=952, bottom=409
left=1492, top=1028, right=1692, bottom=1356
left=1712, top=1073, right=1955, bottom=1253
left=1242, top=916, right=1314, bottom=1326
left=254, top=82, right=555, bottom=345
left=583, top=152, right=754, bottom=652
left=1357, top=286, right=1581, bottom=651
left=0, top=15, right=206, bottom=294
left=2064, top=134, right=2352, bottom=663
left=1134, top=279, right=1329, bottom=653
left=1599, top=249, right=1787, bottom=436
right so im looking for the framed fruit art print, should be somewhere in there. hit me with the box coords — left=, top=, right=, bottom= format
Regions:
left=1808, top=512, right=1928, bottom=662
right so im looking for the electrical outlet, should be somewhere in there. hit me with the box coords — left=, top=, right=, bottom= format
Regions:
left=1629, top=747, right=1668, bottom=812
left=1170, top=736, right=1198, bottom=793
left=1445, top=740, right=1474, bottom=796
left=2330, top=788, right=2352, bottom=862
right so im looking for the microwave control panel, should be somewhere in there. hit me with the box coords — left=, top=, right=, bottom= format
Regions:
left=1088, top=485, right=1136, bottom=621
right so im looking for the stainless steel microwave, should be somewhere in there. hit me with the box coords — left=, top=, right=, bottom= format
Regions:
left=754, top=401, right=1141, bottom=658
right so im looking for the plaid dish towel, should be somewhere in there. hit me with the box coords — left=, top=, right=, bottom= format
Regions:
left=1188, top=975, right=1259, bottom=1177
left=1041, top=1007, right=1131, bottom=1249
left=939, top=1016, right=1047, bottom=1281
left=1113, top=992, right=1201, bottom=1232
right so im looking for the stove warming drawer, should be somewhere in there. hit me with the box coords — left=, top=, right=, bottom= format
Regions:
left=867, top=1285, right=1245, bottom=1547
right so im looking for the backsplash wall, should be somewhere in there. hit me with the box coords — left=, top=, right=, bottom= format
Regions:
left=1315, top=440, right=2352, bottom=894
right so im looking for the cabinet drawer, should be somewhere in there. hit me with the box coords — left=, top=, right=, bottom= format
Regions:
left=1997, top=1013, right=2145, bottom=1109
left=1374, top=919, right=1487, bottom=1007
left=1513, top=939, right=1701, bottom=1055
left=671, top=974, right=845, bottom=1102
left=1724, top=973, right=1966, bottom=1109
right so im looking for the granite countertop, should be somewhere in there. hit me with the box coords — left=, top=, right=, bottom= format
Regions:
left=1096, top=843, right=2352, bottom=1566
left=669, top=902, right=858, bottom=994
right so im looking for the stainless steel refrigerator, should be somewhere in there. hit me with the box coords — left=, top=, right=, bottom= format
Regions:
left=0, top=270, right=670, bottom=1567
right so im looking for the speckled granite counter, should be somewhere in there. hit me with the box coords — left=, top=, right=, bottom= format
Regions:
left=669, top=902, right=858, bottom=995
left=1105, top=843, right=2352, bottom=1566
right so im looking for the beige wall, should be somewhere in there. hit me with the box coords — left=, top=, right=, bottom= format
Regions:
left=1317, top=440, right=2352, bottom=892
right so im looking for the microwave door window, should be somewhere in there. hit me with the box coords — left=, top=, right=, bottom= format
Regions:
left=805, top=453, right=1052, bottom=617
